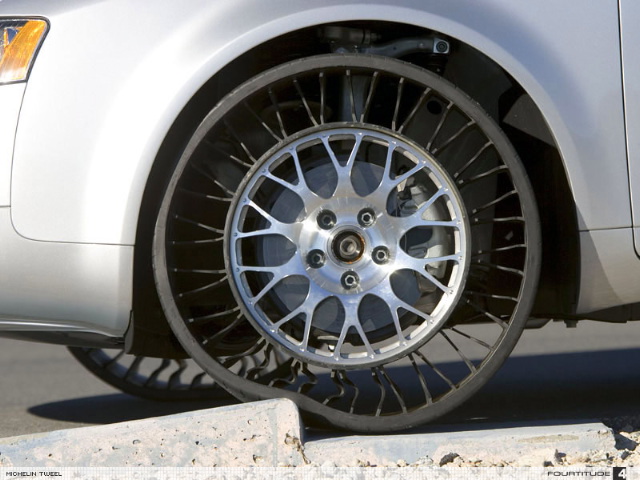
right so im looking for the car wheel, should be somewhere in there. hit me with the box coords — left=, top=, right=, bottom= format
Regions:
left=68, top=347, right=226, bottom=401
left=153, top=54, right=540, bottom=431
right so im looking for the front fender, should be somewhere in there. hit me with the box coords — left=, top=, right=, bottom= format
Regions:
left=7, top=0, right=627, bottom=244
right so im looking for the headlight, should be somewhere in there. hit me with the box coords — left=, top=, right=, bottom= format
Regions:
left=0, top=19, right=48, bottom=85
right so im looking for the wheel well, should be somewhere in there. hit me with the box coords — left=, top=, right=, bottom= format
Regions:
left=128, top=21, right=579, bottom=358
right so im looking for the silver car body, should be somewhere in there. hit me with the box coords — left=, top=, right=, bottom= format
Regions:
left=1, top=0, right=639, bottom=341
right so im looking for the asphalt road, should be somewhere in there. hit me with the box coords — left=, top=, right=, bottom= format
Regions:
left=0, top=319, right=638, bottom=439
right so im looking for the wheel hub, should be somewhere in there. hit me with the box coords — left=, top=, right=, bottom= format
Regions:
left=299, top=200, right=397, bottom=296
left=332, top=230, right=365, bottom=263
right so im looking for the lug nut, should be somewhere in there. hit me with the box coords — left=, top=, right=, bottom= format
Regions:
left=357, top=208, right=376, bottom=228
left=372, top=246, right=390, bottom=265
left=317, top=210, right=337, bottom=230
left=341, top=271, right=360, bottom=290
left=307, top=249, right=326, bottom=268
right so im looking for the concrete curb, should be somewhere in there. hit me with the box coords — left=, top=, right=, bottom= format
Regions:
left=304, top=423, right=616, bottom=467
left=0, top=399, right=305, bottom=467
left=0, top=399, right=617, bottom=467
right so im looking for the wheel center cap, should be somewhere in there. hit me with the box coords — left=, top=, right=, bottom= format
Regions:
left=332, top=230, right=365, bottom=263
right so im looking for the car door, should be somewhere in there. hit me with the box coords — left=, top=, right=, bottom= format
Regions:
left=619, top=0, right=640, bottom=255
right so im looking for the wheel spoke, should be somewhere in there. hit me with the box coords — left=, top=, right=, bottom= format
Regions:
left=447, top=327, right=493, bottom=350
left=471, top=216, right=525, bottom=227
left=268, top=285, right=326, bottom=349
left=247, top=344, right=274, bottom=380
left=234, top=200, right=302, bottom=242
left=174, top=215, right=224, bottom=235
left=466, top=290, right=519, bottom=303
left=189, top=162, right=236, bottom=197
left=243, top=101, right=282, bottom=142
left=371, top=367, right=387, bottom=417
left=323, top=370, right=346, bottom=406
left=224, top=119, right=257, bottom=163
left=173, top=268, right=226, bottom=275
left=319, top=71, right=326, bottom=125
left=464, top=299, right=508, bottom=329
left=360, top=71, right=380, bottom=123
left=389, top=303, right=408, bottom=345
left=272, top=306, right=305, bottom=330
left=297, top=363, right=318, bottom=395
left=248, top=257, right=305, bottom=303
left=190, top=306, right=240, bottom=325
left=369, top=150, right=424, bottom=206
left=379, top=366, right=408, bottom=414
left=431, top=120, right=476, bottom=156
left=222, top=339, right=267, bottom=369
left=409, top=186, right=450, bottom=218
left=346, top=69, right=358, bottom=122
left=424, top=254, right=464, bottom=264
left=414, top=350, right=457, bottom=390
left=470, top=190, right=518, bottom=216
left=394, top=249, right=456, bottom=294
left=386, top=293, right=433, bottom=325
left=472, top=244, right=526, bottom=256
left=332, top=298, right=376, bottom=360
left=179, top=188, right=233, bottom=203
left=398, top=87, right=432, bottom=134
left=457, top=165, right=509, bottom=188
left=290, top=148, right=311, bottom=191
left=391, top=77, right=405, bottom=131
left=319, top=133, right=365, bottom=196
left=176, top=275, right=229, bottom=300
left=269, top=358, right=301, bottom=387
left=472, top=260, right=524, bottom=277
left=339, top=371, right=359, bottom=414
left=201, top=312, right=245, bottom=346
left=440, top=330, right=477, bottom=374
left=409, top=353, right=433, bottom=404
left=267, top=88, right=288, bottom=138
left=261, top=170, right=305, bottom=196
left=293, top=78, right=319, bottom=126
left=400, top=218, right=460, bottom=230
left=453, top=141, right=493, bottom=180
left=171, top=237, right=223, bottom=247
left=380, top=142, right=397, bottom=186
left=386, top=161, right=423, bottom=190
left=203, top=139, right=254, bottom=169
left=425, top=100, right=454, bottom=151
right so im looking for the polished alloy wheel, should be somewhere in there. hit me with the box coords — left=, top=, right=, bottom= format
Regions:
left=154, top=55, right=540, bottom=431
left=227, top=126, right=469, bottom=369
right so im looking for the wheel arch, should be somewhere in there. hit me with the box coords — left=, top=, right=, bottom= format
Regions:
left=129, top=11, right=582, bottom=355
